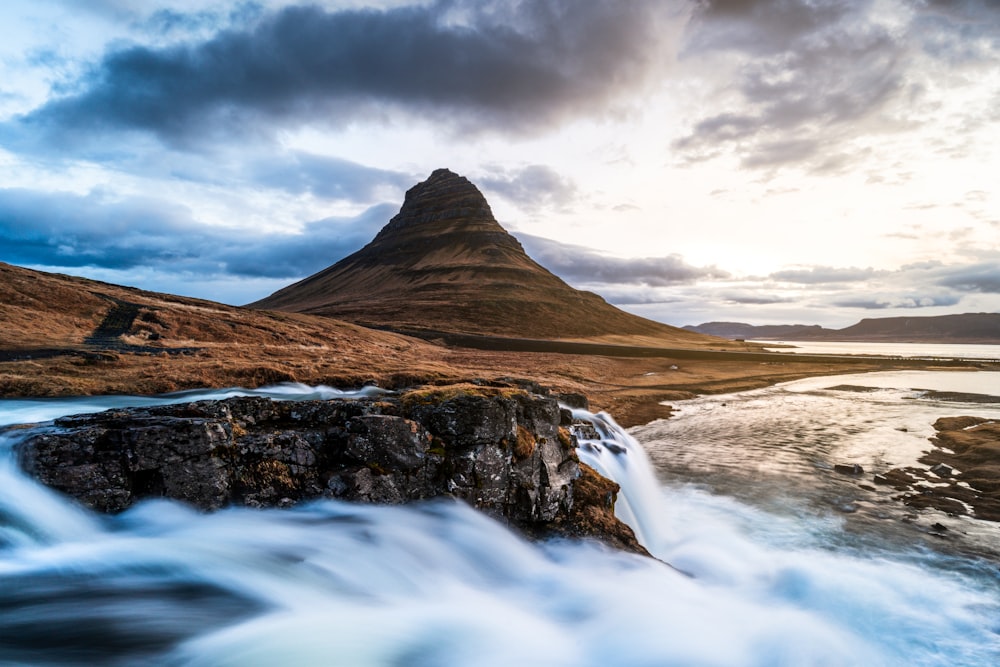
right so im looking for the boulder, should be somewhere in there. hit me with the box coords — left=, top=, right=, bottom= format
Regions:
left=15, top=385, right=645, bottom=554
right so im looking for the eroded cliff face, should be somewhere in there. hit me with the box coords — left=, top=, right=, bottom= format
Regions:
left=15, top=384, right=647, bottom=555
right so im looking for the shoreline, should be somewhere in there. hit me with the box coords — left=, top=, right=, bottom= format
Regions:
left=1, top=337, right=971, bottom=428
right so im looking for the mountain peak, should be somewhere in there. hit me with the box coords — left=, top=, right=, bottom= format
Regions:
left=374, top=168, right=496, bottom=241
left=251, top=170, right=718, bottom=344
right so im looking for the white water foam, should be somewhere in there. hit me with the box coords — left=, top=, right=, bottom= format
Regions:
left=0, top=382, right=387, bottom=428
left=0, top=385, right=998, bottom=665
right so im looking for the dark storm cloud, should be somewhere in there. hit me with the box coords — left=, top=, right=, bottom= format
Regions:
left=937, top=263, right=1000, bottom=294
left=11, top=0, right=674, bottom=149
left=479, top=165, right=578, bottom=212
left=0, top=187, right=393, bottom=278
left=687, top=0, right=855, bottom=55
left=516, top=233, right=729, bottom=287
left=769, top=266, right=881, bottom=284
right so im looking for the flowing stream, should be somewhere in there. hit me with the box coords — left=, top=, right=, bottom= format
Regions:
left=2, top=379, right=1000, bottom=666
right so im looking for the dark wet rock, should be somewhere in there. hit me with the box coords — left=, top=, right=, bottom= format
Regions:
left=571, top=423, right=601, bottom=441
left=15, top=385, right=645, bottom=554
left=828, top=385, right=882, bottom=393
left=344, top=415, right=429, bottom=471
left=929, top=463, right=953, bottom=478
left=833, top=463, right=865, bottom=475
left=555, top=392, right=589, bottom=410
left=526, top=463, right=651, bottom=557
left=873, top=469, right=914, bottom=488
left=406, top=392, right=518, bottom=451
left=916, top=416, right=1000, bottom=521
left=919, top=391, right=1000, bottom=404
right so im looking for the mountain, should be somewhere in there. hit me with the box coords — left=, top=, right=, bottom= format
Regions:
left=827, top=313, right=1000, bottom=343
left=253, top=169, right=726, bottom=347
left=687, top=313, right=1000, bottom=343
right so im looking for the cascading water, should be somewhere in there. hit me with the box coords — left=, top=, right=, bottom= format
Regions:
left=569, top=408, right=673, bottom=552
left=2, top=383, right=999, bottom=666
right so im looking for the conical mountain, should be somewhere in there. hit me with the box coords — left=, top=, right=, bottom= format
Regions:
left=252, top=169, right=718, bottom=345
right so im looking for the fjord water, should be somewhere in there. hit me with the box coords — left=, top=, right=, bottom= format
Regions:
left=759, top=340, right=1000, bottom=360
left=2, top=380, right=1000, bottom=665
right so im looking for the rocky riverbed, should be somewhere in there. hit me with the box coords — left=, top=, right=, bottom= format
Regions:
left=875, top=416, right=1000, bottom=522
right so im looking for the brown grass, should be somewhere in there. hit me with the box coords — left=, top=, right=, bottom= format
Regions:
left=400, top=383, right=526, bottom=410
left=1, top=261, right=924, bottom=426
left=513, top=425, right=536, bottom=460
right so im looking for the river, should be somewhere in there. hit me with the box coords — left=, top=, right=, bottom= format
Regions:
left=2, top=374, right=1000, bottom=666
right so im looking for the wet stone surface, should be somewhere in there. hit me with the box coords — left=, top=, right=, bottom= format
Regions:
left=13, top=384, right=646, bottom=554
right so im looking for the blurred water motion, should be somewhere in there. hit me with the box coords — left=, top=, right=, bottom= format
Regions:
left=0, top=381, right=998, bottom=666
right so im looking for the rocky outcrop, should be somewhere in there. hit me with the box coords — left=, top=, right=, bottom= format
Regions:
left=15, top=384, right=646, bottom=554
left=871, top=416, right=1000, bottom=521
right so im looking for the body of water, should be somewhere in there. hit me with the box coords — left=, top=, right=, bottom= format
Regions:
left=2, top=378, right=1000, bottom=665
left=756, top=340, right=1000, bottom=361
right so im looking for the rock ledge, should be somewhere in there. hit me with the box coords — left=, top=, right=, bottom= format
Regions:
left=15, top=384, right=647, bottom=555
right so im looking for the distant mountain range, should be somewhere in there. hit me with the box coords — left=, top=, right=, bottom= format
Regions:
left=685, top=314, right=1000, bottom=344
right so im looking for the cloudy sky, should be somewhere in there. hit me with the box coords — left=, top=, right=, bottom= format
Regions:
left=1, top=0, right=998, bottom=328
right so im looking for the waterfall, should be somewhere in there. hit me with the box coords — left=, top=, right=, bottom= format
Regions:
left=568, top=408, right=672, bottom=552
left=1, top=384, right=999, bottom=666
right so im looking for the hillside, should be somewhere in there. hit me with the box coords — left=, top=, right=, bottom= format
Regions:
left=0, top=260, right=440, bottom=394
left=829, top=313, right=1000, bottom=343
left=686, top=313, right=1000, bottom=344
left=0, top=260, right=936, bottom=424
left=252, top=169, right=731, bottom=349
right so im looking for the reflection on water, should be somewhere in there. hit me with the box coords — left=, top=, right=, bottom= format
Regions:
left=758, top=340, right=1000, bottom=360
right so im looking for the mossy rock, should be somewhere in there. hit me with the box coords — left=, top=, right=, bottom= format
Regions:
left=400, top=383, right=527, bottom=410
